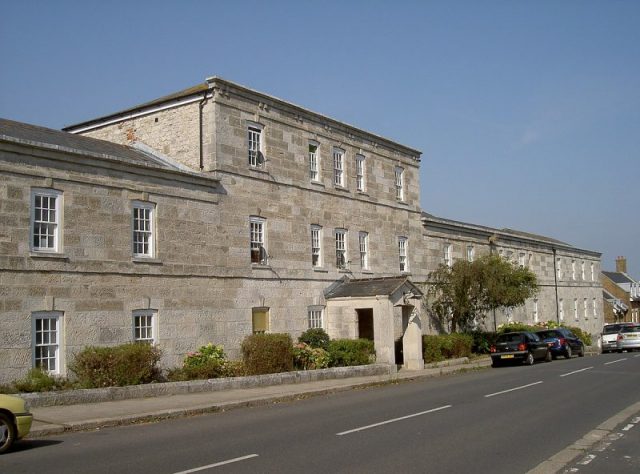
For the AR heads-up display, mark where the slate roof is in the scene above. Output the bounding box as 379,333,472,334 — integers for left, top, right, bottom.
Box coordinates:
602,271,634,285
325,277,423,299
62,83,209,132
1,118,185,172
422,212,571,247
62,77,421,157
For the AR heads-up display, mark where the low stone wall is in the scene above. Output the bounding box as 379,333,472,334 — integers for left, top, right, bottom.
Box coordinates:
22,364,394,408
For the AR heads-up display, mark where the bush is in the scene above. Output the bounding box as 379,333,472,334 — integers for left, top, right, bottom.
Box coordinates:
167,343,237,381
565,326,592,346
468,331,498,354
292,342,330,370
241,333,294,375
327,339,375,367
298,328,331,350
12,368,71,393
498,321,593,346
69,343,162,388
497,322,536,333
422,333,474,363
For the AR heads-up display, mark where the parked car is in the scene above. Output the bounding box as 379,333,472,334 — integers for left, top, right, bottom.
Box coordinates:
490,331,552,367
616,324,640,353
601,323,635,353
536,328,585,359
0,394,33,454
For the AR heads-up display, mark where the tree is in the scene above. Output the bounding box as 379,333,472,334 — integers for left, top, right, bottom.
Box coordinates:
426,254,538,332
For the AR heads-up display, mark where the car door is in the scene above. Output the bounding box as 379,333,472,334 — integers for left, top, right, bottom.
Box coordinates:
563,330,581,351
526,332,546,359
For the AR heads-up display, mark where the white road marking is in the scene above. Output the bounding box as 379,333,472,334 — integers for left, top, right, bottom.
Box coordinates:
634,354,640,358
173,454,259,473
578,454,596,465
336,405,452,436
560,367,593,377
622,424,635,431
604,358,628,365
484,381,543,398
632,417,640,423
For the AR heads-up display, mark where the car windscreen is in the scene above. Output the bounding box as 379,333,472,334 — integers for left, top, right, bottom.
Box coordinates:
603,325,621,334
620,326,640,333
497,334,524,343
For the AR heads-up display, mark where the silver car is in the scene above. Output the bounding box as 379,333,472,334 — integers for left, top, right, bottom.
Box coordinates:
616,324,640,352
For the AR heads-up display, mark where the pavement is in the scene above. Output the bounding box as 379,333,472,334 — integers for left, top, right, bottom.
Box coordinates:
27,357,492,437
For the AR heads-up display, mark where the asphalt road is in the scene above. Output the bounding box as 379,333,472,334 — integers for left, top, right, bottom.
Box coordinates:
2,352,640,473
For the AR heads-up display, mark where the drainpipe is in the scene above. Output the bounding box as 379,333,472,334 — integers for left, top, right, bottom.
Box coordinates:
489,234,497,331
198,91,208,170
552,248,560,323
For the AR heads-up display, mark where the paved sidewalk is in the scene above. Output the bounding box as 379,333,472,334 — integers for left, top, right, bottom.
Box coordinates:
28,357,491,437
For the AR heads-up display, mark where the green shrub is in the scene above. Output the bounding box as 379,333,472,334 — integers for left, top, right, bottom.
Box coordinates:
241,333,294,375
422,333,474,363
0,384,17,394
12,368,71,393
422,335,445,363
565,326,592,346
293,342,331,370
497,322,536,333
468,331,498,354
167,343,237,381
327,339,375,367
498,321,593,346
69,343,162,388
298,328,331,350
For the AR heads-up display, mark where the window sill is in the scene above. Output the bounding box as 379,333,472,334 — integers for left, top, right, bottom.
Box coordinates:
396,199,408,205
313,267,329,273
29,251,68,260
132,257,163,264
357,191,369,197
362,269,374,274
310,181,325,188
251,263,272,270
334,185,350,192
248,166,269,174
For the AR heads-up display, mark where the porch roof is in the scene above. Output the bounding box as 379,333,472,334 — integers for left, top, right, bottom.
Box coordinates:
324,276,423,299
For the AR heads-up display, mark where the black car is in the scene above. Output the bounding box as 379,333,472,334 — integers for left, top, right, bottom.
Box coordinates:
536,328,585,359
490,331,552,367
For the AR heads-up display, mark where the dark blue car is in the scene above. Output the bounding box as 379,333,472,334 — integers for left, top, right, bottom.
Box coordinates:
536,328,585,359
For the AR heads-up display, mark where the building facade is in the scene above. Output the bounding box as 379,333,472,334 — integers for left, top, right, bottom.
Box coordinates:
421,213,603,336
601,257,640,323
0,77,604,383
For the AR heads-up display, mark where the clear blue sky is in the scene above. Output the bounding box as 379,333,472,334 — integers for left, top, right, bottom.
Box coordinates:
2,0,638,277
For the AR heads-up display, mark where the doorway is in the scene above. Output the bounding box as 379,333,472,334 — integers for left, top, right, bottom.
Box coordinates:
357,308,374,341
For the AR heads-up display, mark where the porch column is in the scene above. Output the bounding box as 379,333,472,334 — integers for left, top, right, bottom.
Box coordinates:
402,306,424,370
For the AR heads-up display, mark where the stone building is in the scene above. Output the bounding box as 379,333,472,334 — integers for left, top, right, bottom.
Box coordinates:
0,77,604,383
601,257,640,323
1,78,426,383
421,213,603,335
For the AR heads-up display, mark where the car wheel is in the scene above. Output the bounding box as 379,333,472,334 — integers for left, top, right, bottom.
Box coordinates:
545,350,552,362
578,346,585,357
565,345,572,359
617,349,623,353
525,352,535,366
0,412,16,454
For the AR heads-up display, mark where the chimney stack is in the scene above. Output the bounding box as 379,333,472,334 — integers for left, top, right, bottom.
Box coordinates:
616,256,627,273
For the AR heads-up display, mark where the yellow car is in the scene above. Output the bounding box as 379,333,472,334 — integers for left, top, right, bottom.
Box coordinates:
0,394,33,454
